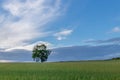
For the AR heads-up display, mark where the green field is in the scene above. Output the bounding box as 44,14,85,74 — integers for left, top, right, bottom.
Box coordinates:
0,60,120,80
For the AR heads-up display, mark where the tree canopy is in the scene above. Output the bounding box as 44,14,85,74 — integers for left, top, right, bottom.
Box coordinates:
32,44,51,62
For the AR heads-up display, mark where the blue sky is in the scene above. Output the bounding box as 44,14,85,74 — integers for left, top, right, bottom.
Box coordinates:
41,0,120,46
0,0,120,62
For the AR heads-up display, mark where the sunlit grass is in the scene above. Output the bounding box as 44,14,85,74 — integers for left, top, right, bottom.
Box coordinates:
0,60,120,80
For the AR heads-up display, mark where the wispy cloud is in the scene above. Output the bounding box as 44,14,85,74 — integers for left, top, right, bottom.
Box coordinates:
85,37,120,44
49,44,120,61
5,41,53,52
0,60,14,62
54,29,73,40
110,27,120,33
0,0,63,50
1,44,120,62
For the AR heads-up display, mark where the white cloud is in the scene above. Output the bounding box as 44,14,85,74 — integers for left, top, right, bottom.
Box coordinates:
54,29,73,40
111,27,120,33
0,0,63,50
0,60,14,62
0,15,5,23
5,41,53,52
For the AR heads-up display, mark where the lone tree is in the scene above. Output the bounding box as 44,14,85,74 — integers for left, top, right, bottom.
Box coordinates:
32,44,51,62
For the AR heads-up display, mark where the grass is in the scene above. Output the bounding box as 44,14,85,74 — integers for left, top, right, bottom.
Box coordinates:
0,60,120,80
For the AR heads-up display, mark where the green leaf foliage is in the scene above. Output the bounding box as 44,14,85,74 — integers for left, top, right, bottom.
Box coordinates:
32,44,51,62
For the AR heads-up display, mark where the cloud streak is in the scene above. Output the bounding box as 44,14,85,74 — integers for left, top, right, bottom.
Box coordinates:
5,41,53,52
1,44,120,62
49,44,120,61
54,29,73,40
85,37,120,44
0,0,63,50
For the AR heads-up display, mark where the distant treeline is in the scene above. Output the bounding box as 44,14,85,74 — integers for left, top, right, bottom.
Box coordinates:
111,57,120,60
